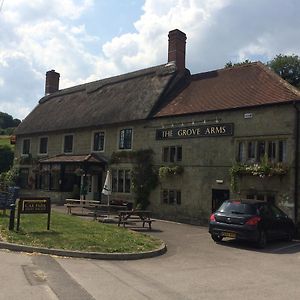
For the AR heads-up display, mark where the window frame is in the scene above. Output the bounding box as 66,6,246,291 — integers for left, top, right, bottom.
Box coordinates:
63,134,74,154
237,139,287,164
162,145,182,163
92,130,105,152
118,128,133,150
112,168,131,194
21,138,31,156
161,189,181,205
38,136,48,155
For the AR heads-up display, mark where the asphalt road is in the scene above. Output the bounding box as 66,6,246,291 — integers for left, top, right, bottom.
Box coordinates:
1,220,300,299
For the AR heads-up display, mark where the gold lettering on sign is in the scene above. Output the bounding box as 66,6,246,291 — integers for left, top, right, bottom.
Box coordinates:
205,126,227,135
162,130,173,138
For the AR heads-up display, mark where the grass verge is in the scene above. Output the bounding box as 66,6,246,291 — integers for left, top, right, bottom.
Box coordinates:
0,211,162,253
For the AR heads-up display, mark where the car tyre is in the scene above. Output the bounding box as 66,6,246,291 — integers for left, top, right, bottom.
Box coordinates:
257,230,267,248
285,228,294,242
211,234,223,243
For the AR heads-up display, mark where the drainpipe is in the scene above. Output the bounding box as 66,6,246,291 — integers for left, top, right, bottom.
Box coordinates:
293,102,299,223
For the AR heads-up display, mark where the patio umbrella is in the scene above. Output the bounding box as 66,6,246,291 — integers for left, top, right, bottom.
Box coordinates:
102,170,112,205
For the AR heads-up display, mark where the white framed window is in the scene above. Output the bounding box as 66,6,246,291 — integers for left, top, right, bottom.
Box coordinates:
119,128,133,150
92,131,105,152
22,138,31,155
38,136,48,155
237,139,287,163
112,169,131,193
63,134,74,154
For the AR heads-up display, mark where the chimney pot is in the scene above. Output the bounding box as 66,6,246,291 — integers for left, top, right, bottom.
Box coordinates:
168,29,187,71
45,70,60,95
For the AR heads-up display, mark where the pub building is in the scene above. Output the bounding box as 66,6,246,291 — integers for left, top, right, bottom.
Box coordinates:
14,29,300,224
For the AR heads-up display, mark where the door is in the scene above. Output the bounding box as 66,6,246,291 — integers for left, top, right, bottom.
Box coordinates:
85,173,103,201
212,189,230,212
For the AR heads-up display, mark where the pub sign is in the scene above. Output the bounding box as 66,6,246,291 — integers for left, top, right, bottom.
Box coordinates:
156,123,234,140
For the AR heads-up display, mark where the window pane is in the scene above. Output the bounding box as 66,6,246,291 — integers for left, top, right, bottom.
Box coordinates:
169,190,175,204
279,141,287,162
39,137,48,154
22,139,30,155
64,135,73,153
93,132,105,151
268,141,276,162
176,190,181,205
163,147,169,162
125,170,131,193
177,146,182,161
112,170,118,192
257,194,265,201
162,190,168,204
118,170,124,192
238,142,244,162
119,128,132,149
257,141,265,162
170,146,176,162
247,142,255,159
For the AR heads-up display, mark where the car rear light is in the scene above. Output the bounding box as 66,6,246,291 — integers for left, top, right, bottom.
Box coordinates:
210,214,216,221
246,216,261,225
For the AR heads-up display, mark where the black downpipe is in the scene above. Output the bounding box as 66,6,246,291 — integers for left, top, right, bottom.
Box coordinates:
293,103,299,223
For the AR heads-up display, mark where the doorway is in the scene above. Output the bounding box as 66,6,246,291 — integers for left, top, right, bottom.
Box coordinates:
212,189,230,212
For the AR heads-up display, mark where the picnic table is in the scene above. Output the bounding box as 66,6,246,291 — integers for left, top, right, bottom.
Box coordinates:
64,199,100,214
118,210,154,230
64,199,128,220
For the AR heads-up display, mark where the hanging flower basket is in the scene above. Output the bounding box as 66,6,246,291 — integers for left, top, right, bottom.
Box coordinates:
230,162,288,192
74,168,84,176
158,165,184,178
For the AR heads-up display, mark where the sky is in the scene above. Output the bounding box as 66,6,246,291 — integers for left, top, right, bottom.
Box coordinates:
1,0,300,120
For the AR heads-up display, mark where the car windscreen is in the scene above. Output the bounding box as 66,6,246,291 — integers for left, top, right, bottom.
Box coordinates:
217,201,257,215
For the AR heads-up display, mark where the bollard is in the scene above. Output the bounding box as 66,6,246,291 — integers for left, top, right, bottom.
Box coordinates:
9,204,16,231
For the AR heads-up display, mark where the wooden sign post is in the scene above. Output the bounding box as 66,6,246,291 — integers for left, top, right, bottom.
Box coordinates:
17,197,51,231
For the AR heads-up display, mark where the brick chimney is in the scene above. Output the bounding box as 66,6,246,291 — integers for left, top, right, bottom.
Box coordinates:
45,70,60,95
168,29,187,71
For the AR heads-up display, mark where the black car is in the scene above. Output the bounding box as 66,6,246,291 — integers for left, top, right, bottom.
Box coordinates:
209,199,295,248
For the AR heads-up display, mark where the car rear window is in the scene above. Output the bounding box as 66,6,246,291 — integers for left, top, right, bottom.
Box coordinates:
218,201,257,215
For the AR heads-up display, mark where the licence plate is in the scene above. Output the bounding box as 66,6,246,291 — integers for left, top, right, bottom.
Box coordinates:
222,232,236,238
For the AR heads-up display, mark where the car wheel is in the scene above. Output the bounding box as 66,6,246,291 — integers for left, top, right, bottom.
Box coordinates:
285,228,294,242
257,230,267,248
211,234,223,242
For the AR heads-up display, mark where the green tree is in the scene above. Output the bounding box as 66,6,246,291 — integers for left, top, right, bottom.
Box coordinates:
0,145,14,173
267,54,300,88
0,112,21,129
225,59,252,68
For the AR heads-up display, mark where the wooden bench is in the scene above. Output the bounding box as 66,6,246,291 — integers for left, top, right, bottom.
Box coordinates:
64,199,100,214
119,219,155,230
118,210,154,230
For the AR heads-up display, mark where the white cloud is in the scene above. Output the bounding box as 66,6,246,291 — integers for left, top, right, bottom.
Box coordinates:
1,0,300,120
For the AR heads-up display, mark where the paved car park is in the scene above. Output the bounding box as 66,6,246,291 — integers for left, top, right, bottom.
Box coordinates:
56,220,300,300
1,219,300,299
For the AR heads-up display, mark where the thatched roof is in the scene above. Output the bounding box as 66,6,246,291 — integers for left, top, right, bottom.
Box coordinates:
15,63,179,135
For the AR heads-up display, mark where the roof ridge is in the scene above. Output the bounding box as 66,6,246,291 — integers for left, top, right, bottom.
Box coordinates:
39,63,176,104
255,61,300,97
190,61,260,78
86,63,176,94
